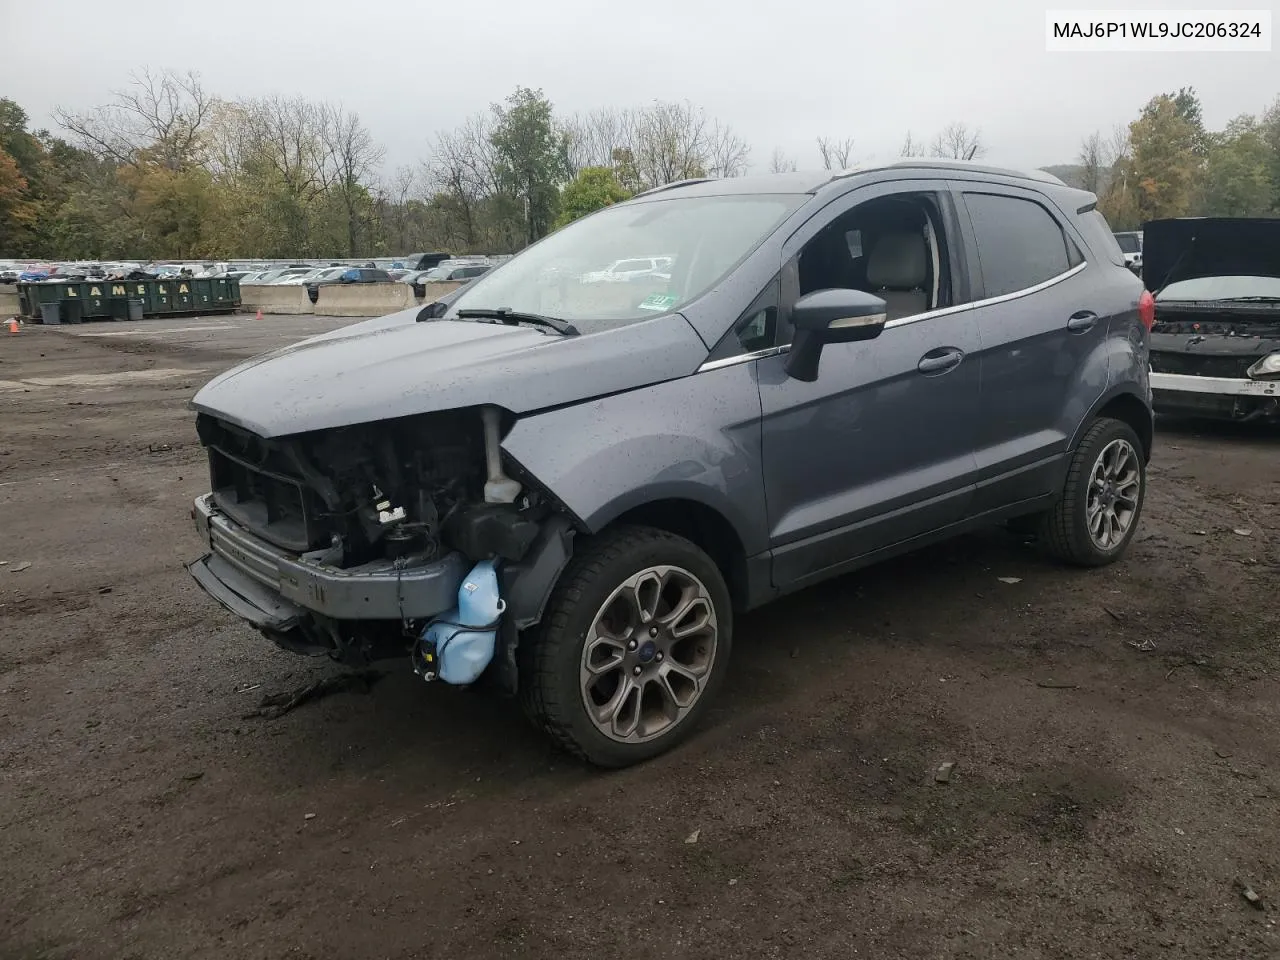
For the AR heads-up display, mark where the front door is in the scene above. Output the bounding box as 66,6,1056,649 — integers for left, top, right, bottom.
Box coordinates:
757,180,982,592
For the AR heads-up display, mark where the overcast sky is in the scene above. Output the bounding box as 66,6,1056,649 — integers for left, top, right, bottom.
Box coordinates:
1,0,1274,176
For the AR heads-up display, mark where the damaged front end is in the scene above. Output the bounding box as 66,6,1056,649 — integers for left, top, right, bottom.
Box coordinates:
187,405,574,692
1143,216,1280,423
1149,311,1280,422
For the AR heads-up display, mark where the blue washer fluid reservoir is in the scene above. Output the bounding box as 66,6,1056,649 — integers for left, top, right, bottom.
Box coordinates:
415,559,505,685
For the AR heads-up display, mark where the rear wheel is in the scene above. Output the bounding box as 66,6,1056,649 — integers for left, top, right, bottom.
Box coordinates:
1039,417,1146,566
519,526,732,768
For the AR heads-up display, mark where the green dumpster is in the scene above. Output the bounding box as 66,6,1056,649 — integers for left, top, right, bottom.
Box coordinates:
209,277,232,308
192,278,215,310
227,277,242,308
153,280,175,314
172,279,195,312
80,282,112,319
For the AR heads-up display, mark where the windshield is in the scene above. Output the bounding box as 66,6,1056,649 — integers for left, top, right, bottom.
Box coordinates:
448,193,806,330
1159,275,1280,301
1114,234,1141,253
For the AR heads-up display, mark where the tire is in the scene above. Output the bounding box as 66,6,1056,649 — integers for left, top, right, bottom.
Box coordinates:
519,525,733,768
1039,417,1146,567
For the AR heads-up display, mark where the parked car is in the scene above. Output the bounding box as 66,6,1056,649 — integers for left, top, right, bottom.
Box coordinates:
1145,217,1279,423
0,269,18,284
305,267,392,303
581,256,673,283
400,252,455,271
187,160,1153,767
1114,231,1142,274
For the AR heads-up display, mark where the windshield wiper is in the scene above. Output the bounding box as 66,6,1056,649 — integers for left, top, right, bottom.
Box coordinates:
1217,296,1280,303
455,307,579,336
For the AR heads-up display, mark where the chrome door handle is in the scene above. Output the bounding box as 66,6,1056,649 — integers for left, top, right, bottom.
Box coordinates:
1067,310,1098,332
918,348,964,375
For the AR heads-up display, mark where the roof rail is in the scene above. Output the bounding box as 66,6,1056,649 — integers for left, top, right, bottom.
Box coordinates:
632,177,715,198
835,159,1067,187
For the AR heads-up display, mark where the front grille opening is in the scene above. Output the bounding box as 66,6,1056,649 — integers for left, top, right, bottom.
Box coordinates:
1150,352,1256,379
199,415,332,553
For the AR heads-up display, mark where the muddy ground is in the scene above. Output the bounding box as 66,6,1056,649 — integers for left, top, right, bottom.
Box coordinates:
1,314,1278,960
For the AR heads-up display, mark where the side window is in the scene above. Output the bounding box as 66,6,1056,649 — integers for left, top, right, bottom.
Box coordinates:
963,193,1074,298
736,306,777,353
702,275,781,364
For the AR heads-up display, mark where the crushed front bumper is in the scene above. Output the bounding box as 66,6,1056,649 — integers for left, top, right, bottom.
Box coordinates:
188,493,468,629
1150,372,1280,421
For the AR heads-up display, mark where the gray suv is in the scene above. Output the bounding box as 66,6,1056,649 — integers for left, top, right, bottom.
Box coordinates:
187,160,1153,767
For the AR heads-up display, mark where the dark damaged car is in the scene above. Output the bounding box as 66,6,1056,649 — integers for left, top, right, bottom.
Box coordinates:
187,161,1153,767
1146,217,1280,423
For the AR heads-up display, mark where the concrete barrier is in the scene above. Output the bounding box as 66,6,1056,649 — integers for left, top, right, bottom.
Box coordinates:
239,283,314,315
0,290,20,319
316,282,417,317
417,280,463,303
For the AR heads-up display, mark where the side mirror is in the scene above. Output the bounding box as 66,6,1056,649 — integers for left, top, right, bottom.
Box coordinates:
784,288,887,382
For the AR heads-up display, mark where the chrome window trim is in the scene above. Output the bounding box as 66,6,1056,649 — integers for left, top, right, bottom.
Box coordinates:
883,260,1088,329
694,261,1088,373
698,345,789,372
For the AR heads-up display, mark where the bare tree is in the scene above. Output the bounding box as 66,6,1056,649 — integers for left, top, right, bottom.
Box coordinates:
427,112,501,250
564,107,639,175
382,165,419,252
704,120,750,178
1107,122,1131,167
929,122,985,160
239,96,329,203
900,131,921,157
1078,131,1106,194
769,147,797,173
56,68,216,171
816,136,855,170
317,103,385,256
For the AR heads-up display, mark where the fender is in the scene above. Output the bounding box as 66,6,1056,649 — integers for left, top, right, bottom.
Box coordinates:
501,363,770,558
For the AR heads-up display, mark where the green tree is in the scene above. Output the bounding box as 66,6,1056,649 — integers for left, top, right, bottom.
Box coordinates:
1261,95,1280,212
554,166,630,228
0,146,39,252
1201,115,1274,217
490,87,569,246
1127,94,1199,222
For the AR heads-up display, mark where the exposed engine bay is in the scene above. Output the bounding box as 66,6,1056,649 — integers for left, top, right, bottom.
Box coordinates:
197,408,543,567
193,406,566,681
1150,303,1280,422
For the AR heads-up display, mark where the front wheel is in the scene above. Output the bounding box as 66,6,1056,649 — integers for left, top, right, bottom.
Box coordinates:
519,526,732,768
1039,417,1147,566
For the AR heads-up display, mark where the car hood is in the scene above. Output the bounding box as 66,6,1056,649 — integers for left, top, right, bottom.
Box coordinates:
191,307,708,438
1143,217,1280,291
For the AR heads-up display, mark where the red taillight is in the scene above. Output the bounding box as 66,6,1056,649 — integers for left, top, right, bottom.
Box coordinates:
1138,290,1155,332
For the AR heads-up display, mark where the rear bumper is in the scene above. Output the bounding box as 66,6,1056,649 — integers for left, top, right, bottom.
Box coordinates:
188,493,467,626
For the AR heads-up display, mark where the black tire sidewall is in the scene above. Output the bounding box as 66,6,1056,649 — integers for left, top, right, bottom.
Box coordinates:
534,529,733,768
1068,419,1146,563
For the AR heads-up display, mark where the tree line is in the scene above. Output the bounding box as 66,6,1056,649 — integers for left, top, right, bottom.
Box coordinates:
0,72,1276,261
1070,87,1280,229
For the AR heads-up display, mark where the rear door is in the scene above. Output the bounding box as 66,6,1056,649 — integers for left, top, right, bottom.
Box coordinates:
952,183,1108,512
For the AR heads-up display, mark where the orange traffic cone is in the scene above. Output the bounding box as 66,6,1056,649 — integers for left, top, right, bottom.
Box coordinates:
6,318,18,334
255,309,263,321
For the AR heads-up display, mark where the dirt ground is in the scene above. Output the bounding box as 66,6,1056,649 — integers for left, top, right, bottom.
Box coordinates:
1,314,1278,960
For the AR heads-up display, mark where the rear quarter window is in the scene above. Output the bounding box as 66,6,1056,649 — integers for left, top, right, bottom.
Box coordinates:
1076,210,1128,267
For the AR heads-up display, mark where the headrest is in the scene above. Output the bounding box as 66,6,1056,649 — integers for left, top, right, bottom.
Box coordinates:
865,232,927,290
